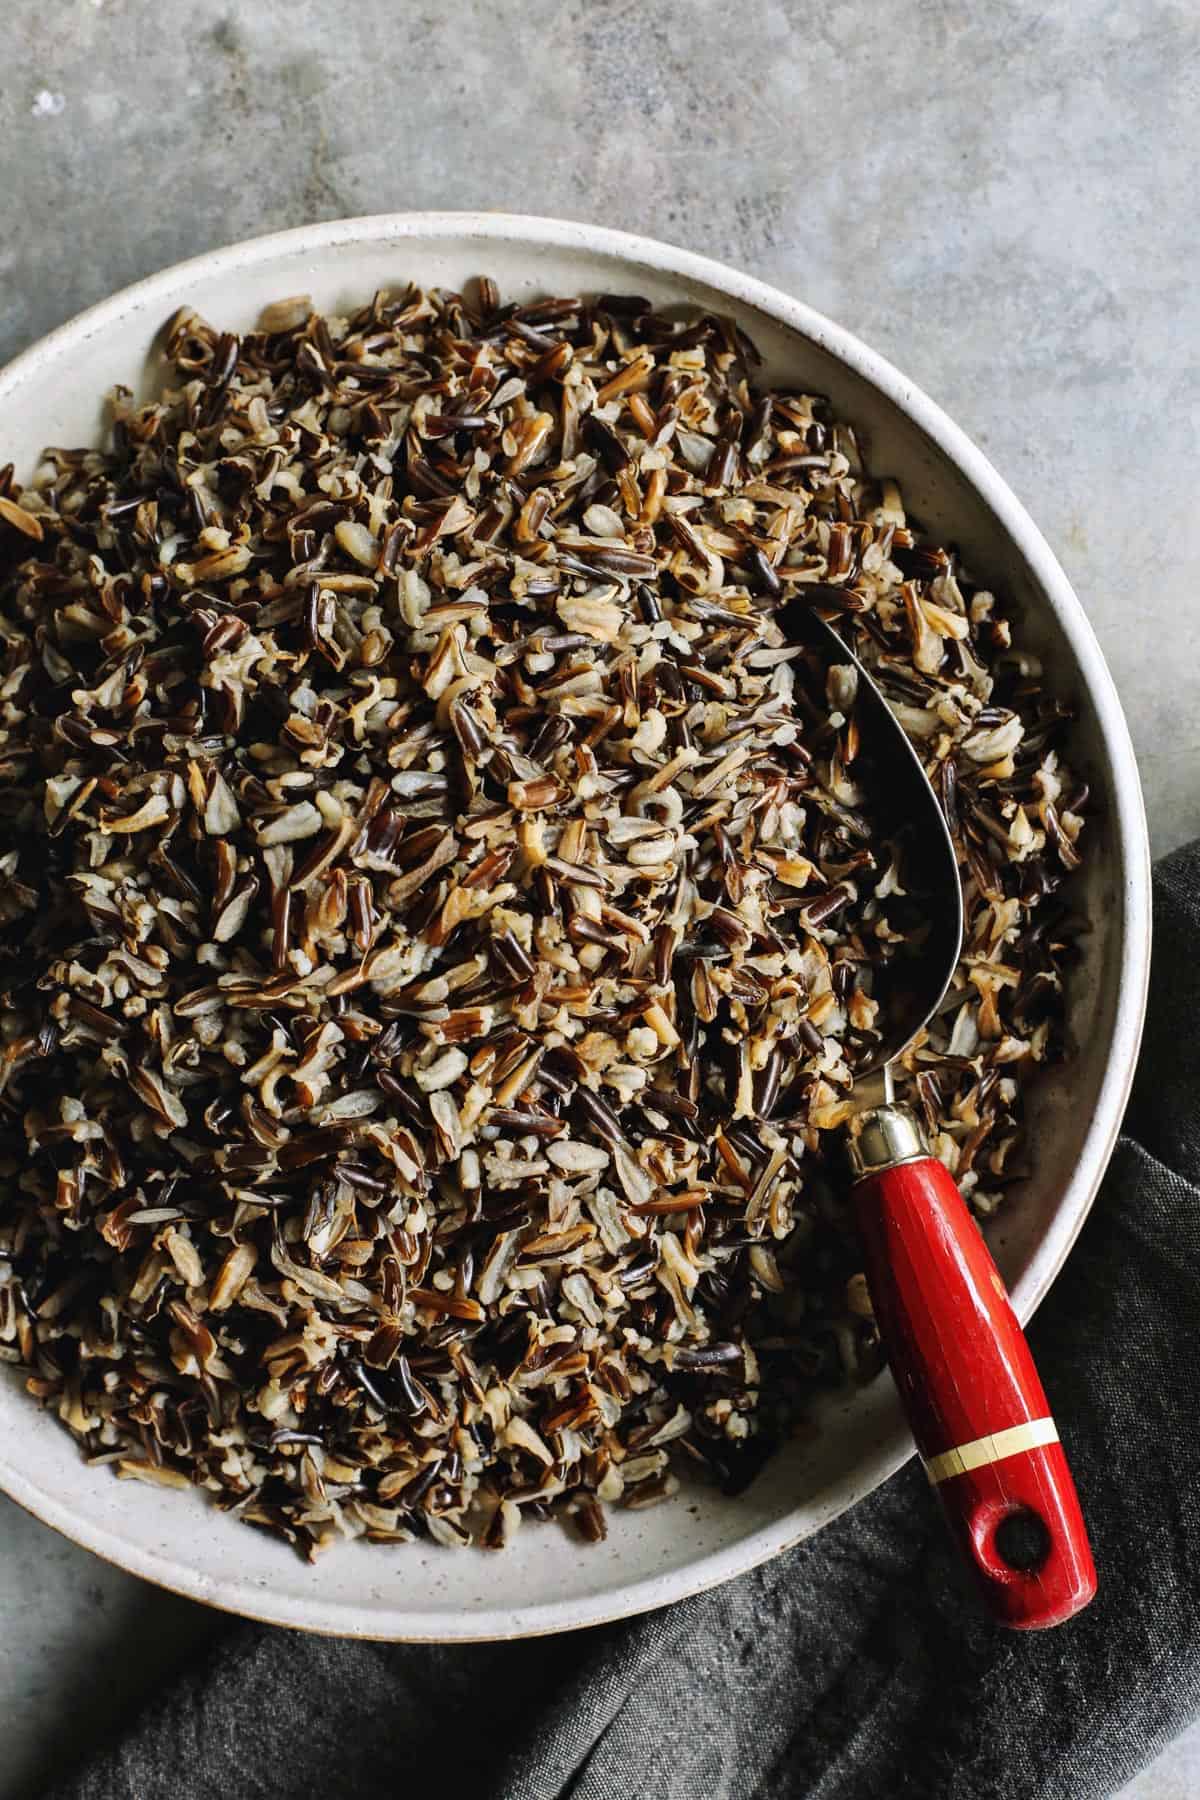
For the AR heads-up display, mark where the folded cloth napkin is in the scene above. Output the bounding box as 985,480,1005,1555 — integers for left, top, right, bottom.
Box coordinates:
50,845,1200,1800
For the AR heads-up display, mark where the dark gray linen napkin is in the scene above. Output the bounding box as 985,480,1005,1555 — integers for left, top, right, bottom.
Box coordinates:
50,844,1200,1800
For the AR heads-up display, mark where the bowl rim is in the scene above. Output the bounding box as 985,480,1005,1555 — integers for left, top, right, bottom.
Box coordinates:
0,211,1152,1640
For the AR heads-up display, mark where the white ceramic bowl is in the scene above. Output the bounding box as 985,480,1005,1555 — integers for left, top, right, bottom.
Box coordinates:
0,215,1150,1639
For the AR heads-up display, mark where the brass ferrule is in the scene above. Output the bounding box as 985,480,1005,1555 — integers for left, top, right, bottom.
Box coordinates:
846,1102,929,1182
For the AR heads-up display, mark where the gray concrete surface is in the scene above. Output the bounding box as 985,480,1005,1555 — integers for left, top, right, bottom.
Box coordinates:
1,0,1197,1793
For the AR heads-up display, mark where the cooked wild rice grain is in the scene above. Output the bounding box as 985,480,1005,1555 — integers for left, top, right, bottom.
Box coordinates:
0,283,1085,1557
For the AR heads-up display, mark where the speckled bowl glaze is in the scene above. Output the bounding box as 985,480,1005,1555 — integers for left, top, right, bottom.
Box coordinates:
0,215,1151,1640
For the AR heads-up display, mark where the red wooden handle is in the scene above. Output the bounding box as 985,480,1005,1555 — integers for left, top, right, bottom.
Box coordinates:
854,1155,1096,1629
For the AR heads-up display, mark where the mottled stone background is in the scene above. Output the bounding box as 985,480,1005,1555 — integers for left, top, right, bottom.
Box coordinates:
1,0,1197,1792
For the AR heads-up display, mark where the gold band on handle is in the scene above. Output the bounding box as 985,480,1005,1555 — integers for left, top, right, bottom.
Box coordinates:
846,1103,928,1181
923,1417,1060,1486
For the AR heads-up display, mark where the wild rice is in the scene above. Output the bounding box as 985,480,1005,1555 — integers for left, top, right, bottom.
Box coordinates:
0,281,1085,1556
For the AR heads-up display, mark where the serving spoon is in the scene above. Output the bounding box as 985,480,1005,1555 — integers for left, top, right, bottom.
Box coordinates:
789,603,1096,1630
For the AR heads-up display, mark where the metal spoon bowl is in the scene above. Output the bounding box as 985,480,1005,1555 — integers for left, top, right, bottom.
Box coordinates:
780,600,963,1074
